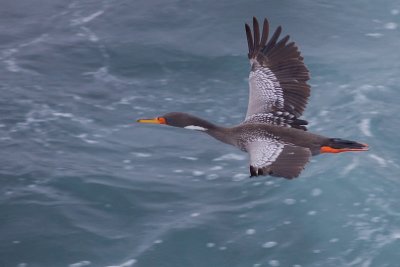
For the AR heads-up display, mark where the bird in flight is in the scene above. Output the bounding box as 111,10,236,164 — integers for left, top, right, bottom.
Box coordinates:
137,17,368,179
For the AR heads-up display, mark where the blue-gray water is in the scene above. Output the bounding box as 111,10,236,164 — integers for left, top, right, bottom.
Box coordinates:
1,0,400,266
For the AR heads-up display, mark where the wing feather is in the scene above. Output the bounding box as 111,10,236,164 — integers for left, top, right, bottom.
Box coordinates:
246,140,311,179
253,17,261,51
245,24,254,58
244,17,311,126
260,19,269,47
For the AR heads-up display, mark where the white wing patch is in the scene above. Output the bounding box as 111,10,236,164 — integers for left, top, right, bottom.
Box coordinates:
184,125,207,131
246,67,284,119
246,139,285,168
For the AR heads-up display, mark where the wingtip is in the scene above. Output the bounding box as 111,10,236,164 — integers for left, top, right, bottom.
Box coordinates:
252,17,258,26
252,17,260,51
245,23,254,59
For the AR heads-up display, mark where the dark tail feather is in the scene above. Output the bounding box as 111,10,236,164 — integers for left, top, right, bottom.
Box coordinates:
321,138,369,153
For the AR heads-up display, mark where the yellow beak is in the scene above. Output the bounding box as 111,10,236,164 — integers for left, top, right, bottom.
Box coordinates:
136,117,166,124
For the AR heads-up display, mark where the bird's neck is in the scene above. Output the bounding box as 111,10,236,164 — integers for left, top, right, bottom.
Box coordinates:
183,115,234,145
206,126,233,145
183,115,217,131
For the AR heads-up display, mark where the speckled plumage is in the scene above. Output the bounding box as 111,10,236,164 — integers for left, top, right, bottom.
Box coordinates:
243,111,308,130
247,67,284,117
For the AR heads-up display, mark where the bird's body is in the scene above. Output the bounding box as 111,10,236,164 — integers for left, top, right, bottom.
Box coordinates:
190,118,325,152
137,17,368,179
233,123,326,154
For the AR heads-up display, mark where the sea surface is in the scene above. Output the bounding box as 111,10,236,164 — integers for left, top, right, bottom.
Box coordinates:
1,0,400,266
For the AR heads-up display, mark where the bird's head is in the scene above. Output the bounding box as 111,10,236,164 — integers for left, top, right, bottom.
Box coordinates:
137,112,214,131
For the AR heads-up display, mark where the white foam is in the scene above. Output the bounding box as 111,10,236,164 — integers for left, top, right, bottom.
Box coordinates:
76,134,98,144
311,188,322,197
319,110,329,116
359,84,375,91
391,230,400,239
105,259,137,267
117,96,137,105
365,33,383,38
192,170,204,176
69,261,91,267
19,34,49,48
180,156,198,161
268,260,280,266
369,154,387,167
213,153,246,161
83,67,122,84
265,181,274,186
209,165,223,170
384,22,398,30
71,11,104,25
53,112,74,118
81,26,99,42
262,241,277,248
206,174,219,180
4,59,20,72
71,116,94,124
349,257,372,267
206,242,215,248
232,173,248,181
283,198,296,205
371,216,380,223
341,158,359,176
359,118,372,137
190,212,200,217
132,152,151,158
308,210,317,216
246,229,256,235
1,48,18,58
391,9,399,15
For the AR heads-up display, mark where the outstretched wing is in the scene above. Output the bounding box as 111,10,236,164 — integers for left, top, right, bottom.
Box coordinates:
244,17,310,123
246,140,311,179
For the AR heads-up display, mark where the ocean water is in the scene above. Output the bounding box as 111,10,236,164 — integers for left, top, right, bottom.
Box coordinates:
1,0,400,266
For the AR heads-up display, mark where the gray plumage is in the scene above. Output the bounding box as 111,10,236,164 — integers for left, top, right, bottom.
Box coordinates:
160,112,328,179
138,17,368,179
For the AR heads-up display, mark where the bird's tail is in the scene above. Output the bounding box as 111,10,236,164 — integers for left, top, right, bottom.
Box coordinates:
320,138,369,153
